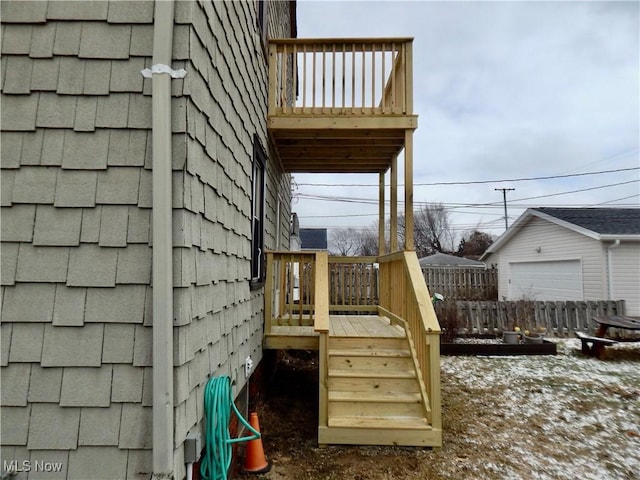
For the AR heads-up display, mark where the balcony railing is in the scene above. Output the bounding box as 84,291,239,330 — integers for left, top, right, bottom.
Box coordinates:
268,38,413,116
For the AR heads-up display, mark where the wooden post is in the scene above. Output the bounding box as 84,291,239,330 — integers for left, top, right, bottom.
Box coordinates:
404,130,414,251
378,171,385,256
315,252,329,434
268,43,278,115
390,154,398,252
404,41,413,114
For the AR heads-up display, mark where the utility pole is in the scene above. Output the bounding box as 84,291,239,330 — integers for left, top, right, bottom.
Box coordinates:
495,188,515,229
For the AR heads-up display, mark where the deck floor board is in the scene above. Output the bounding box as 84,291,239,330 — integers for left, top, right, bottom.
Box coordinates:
265,315,405,350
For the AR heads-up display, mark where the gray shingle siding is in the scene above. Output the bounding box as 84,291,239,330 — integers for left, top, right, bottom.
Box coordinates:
1,1,294,477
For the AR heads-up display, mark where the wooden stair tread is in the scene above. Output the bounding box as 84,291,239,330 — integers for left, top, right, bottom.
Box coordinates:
329,391,421,403
328,415,431,430
328,348,410,358
328,369,416,379
329,334,405,340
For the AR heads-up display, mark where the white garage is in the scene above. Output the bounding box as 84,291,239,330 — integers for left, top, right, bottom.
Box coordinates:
481,207,640,315
508,260,583,301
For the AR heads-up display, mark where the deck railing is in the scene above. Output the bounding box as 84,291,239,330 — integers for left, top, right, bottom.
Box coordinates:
268,38,413,116
378,251,441,431
265,253,380,329
328,256,378,313
265,251,318,330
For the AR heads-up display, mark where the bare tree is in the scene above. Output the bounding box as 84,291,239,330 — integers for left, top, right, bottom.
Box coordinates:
329,204,456,258
329,227,360,256
398,203,456,257
357,225,379,256
329,225,381,256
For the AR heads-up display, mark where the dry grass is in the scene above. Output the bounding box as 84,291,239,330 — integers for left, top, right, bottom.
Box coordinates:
248,340,640,480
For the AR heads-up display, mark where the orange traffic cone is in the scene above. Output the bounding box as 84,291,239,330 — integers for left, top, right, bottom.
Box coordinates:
242,413,271,474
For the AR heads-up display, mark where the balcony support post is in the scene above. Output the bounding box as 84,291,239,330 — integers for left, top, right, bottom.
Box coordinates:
378,171,386,255
404,130,414,251
390,154,398,252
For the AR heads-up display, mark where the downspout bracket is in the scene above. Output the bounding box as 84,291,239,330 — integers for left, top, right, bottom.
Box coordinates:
141,64,188,79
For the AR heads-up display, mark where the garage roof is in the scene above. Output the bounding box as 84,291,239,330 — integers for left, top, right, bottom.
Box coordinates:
481,207,640,260
535,207,640,235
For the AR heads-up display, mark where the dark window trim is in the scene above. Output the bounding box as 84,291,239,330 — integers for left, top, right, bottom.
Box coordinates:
256,0,269,58
250,136,266,288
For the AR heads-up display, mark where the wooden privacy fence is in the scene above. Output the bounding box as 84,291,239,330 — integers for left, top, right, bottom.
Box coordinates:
422,266,498,301
436,300,627,337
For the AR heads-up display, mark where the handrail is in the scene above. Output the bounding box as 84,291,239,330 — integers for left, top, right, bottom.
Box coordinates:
378,251,442,436
268,38,413,116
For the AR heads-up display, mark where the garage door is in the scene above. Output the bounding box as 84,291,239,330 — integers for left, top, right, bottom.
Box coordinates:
508,260,583,301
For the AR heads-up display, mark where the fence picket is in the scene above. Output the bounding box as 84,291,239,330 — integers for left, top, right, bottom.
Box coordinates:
422,266,498,301
435,300,625,337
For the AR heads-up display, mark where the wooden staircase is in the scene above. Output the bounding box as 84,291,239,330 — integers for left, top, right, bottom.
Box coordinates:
265,251,442,448
319,333,434,446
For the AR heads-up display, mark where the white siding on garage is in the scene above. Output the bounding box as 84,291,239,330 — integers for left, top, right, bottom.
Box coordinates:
610,242,640,315
494,216,604,301
509,260,583,300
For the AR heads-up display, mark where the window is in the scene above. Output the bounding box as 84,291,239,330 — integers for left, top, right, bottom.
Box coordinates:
251,136,266,284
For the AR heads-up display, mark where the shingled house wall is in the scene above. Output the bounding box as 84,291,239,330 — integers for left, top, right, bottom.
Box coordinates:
0,1,293,479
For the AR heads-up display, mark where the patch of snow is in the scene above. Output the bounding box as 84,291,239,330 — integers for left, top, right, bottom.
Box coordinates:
441,337,640,479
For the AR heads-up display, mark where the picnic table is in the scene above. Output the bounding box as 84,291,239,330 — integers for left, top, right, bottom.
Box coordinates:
575,315,640,359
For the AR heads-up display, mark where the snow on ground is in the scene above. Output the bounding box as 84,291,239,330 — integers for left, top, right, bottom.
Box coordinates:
440,338,640,480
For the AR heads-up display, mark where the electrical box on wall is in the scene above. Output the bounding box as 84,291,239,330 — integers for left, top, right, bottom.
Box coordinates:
184,432,201,463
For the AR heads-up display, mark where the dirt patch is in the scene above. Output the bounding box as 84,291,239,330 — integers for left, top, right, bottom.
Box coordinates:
243,341,640,480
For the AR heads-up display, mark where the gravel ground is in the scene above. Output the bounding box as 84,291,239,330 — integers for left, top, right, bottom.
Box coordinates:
248,339,640,480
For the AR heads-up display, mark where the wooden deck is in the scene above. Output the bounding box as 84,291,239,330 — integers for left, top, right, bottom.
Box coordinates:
264,315,403,350
263,251,442,448
265,313,439,447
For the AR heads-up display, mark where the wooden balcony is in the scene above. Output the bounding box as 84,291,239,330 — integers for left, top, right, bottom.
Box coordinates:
264,251,442,448
268,38,416,174
267,37,418,251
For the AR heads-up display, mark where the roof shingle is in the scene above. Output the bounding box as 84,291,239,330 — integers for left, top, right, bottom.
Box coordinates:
536,207,640,235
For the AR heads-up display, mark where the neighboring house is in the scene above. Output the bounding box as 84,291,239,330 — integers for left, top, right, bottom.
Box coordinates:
289,212,301,250
480,207,640,315
299,228,328,250
1,2,295,480
419,252,485,268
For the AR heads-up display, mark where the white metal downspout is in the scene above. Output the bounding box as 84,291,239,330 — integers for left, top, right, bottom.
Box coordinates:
148,1,176,477
607,240,621,300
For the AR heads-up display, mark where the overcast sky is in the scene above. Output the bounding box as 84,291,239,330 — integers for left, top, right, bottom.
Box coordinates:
291,0,639,245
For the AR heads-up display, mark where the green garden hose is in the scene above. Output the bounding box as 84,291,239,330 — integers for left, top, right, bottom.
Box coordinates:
200,376,261,480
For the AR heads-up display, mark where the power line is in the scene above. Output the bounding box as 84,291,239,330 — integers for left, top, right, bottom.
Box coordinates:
294,166,639,187
595,193,640,205
295,179,639,207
